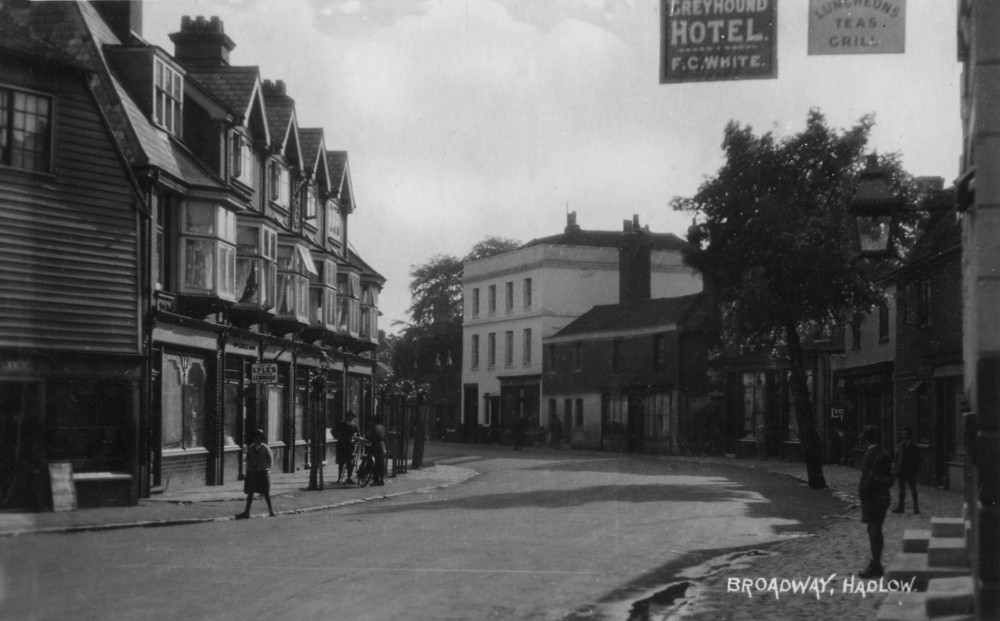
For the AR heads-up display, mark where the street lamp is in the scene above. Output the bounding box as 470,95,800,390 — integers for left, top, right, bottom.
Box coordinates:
849,154,905,258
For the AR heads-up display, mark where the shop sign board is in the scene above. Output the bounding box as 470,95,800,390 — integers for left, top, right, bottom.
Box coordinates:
808,0,906,55
251,363,278,384
660,0,778,84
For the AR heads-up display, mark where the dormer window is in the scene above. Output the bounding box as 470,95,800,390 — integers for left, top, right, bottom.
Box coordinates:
179,202,237,300
268,161,290,208
305,184,318,222
231,132,256,189
326,201,342,248
153,57,183,136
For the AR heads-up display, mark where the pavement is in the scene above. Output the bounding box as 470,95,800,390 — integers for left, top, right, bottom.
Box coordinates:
0,443,967,621
0,452,478,538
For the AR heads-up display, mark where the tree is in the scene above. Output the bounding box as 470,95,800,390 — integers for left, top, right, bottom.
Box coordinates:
672,109,918,488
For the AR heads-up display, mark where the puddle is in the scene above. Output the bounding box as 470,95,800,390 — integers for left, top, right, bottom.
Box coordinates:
626,581,692,621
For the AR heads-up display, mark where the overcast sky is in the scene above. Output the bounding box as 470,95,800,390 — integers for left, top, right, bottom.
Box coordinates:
142,0,963,332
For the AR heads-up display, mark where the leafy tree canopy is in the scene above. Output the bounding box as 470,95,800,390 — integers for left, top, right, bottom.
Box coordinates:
672,108,918,350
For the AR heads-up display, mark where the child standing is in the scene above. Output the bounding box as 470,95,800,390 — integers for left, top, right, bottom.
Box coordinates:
236,429,276,519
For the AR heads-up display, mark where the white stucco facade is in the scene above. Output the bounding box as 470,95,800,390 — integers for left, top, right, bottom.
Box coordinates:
460,230,702,429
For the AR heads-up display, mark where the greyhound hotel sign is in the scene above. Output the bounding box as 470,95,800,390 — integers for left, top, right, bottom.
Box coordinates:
660,0,777,84
808,0,906,55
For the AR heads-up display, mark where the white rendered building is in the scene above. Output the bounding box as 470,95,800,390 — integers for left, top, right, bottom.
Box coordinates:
459,213,702,439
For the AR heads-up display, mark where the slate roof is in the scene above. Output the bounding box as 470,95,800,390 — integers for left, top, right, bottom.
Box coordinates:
551,293,711,339
347,245,386,284
299,128,325,174
262,90,294,149
523,229,689,251
328,150,348,192
187,67,260,118
0,14,85,71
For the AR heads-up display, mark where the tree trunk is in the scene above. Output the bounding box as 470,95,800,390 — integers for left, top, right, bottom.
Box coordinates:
785,322,827,489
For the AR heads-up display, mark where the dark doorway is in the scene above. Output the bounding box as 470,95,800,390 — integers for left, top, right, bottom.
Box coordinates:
463,384,478,442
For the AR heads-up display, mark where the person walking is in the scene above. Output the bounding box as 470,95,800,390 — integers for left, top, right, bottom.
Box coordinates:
892,426,922,514
333,411,360,484
236,429,275,519
369,418,387,486
857,425,894,578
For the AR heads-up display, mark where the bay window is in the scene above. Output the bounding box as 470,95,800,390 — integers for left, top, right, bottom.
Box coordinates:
179,202,237,300
310,258,338,329
235,223,278,308
337,270,361,335
360,287,377,339
275,243,315,323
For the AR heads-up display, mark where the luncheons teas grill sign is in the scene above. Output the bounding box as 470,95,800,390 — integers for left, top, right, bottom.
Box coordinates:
808,0,906,55
660,0,777,84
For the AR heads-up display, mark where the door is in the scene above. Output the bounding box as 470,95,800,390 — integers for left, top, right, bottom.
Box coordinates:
463,384,478,442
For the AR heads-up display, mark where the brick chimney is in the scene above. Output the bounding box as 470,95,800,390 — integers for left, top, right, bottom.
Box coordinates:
93,1,143,43
262,80,287,96
564,211,581,234
619,214,651,305
169,16,236,67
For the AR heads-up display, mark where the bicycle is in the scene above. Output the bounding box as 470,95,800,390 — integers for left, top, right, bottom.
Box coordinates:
350,434,375,488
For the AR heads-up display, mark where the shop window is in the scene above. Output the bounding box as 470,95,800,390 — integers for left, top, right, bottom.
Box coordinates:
161,354,207,450
266,383,285,445
0,85,52,172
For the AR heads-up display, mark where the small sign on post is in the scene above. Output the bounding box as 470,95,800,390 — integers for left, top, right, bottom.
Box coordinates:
48,462,77,512
251,363,278,384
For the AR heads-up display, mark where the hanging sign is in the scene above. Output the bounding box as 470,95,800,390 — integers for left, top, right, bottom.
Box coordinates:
251,363,278,384
660,0,778,84
808,0,906,55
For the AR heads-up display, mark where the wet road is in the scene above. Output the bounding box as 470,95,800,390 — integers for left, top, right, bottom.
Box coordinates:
0,447,843,621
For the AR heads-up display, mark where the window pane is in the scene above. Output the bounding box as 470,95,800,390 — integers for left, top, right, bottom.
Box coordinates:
184,205,215,235
161,355,184,449
294,389,306,441
261,261,276,309
223,383,240,446
219,244,236,297
183,238,214,290
236,257,257,304
267,384,284,444
238,225,260,255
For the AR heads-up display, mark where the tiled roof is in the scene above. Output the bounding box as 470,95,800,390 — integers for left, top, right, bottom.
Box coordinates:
347,245,386,284
262,90,294,149
523,229,689,251
327,150,348,193
0,14,84,70
187,67,259,118
299,128,325,173
551,293,709,339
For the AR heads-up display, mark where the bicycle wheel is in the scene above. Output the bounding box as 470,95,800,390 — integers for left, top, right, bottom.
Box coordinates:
355,455,373,487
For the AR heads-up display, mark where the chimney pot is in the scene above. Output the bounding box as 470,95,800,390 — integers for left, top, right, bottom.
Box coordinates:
633,214,640,229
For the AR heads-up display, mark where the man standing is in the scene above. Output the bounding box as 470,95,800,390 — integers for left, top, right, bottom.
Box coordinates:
892,426,922,514
333,412,360,485
858,425,894,578
369,417,387,486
